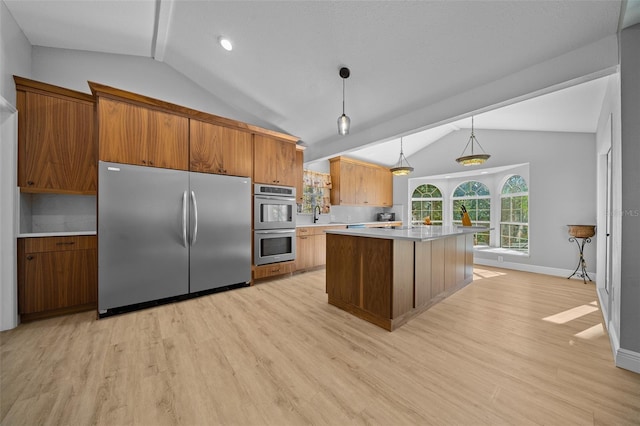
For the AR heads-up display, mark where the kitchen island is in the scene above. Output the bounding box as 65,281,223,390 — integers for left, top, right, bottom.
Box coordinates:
325,226,485,331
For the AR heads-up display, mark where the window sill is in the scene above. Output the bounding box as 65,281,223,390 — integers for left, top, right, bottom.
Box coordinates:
474,246,529,257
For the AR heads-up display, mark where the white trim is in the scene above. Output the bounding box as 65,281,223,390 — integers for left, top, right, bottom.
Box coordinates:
616,349,640,374
597,286,610,330
0,95,19,331
474,258,594,280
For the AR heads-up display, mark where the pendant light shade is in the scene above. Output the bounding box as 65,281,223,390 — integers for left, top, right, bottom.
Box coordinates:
338,67,351,135
390,137,414,176
456,116,490,166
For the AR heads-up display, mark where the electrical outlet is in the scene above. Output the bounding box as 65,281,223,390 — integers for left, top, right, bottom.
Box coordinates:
498,256,504,263
347,215,352,222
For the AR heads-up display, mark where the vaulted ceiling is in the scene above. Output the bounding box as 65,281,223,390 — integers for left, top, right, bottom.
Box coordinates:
5,0,637,165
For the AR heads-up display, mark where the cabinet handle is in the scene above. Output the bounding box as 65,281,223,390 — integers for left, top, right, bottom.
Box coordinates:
141,160,147,164
26,255,34,260
55,242,75,245
271,268,281,273
149,161,154,166
300,236,308,239
27,181,34,186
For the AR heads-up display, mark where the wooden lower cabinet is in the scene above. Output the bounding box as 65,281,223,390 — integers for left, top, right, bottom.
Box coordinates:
295,226,344,272
18,236,97,321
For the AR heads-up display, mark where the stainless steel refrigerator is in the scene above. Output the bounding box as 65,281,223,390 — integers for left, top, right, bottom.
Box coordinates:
98,161,251,313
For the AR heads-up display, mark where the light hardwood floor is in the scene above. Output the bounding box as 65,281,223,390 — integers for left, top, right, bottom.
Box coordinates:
1,266,639,425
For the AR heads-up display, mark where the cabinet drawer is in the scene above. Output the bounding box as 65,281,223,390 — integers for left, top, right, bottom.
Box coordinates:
254,261,294,279
297,227,313,236
24,236,97,253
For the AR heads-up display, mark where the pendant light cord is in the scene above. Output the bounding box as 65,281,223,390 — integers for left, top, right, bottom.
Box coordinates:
342,78,346,115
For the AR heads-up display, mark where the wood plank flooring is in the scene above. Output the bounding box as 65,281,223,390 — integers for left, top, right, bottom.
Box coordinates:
1,266,639,425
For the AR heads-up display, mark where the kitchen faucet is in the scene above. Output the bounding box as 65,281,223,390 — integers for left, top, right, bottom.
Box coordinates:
313,205,321,223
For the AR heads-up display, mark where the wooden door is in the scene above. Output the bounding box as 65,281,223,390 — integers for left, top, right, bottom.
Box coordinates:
190,120,252,176
295,236,314,270
275,139,296,186
21,92,96,192
340,161,357,204
98,98,147,166
254,135,296,185
314,233,327,267
21,248,97,314
147,109,188,170
377,167,393,207
360,237,391,318
220,128,252,177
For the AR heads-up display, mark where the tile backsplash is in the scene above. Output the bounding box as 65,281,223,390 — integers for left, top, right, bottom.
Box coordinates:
296,204,403,225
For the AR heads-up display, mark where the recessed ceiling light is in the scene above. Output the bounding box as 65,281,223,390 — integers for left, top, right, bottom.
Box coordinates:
219,37,233,51
481,171,488,174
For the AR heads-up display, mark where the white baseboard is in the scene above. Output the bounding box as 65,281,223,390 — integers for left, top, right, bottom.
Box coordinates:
474,258,595,281
616,348,640,374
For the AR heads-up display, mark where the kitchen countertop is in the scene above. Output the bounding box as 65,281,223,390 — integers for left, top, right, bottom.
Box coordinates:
297,221,400,228
18,231,97,238
324,225,489,242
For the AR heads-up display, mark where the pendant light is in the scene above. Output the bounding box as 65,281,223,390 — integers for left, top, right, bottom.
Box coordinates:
456,116,490,166
337,67,351,135
390,137,414,176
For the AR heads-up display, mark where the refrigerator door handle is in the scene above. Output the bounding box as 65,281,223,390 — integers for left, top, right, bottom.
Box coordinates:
191,190,198,246
182,190,188,247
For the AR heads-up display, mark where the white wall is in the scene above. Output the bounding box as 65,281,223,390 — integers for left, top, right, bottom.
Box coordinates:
30,46,277,132
0,0,31,103
397,129,597,275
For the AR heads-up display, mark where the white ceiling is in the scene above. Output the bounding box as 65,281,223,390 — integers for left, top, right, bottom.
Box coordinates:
5,0,636,166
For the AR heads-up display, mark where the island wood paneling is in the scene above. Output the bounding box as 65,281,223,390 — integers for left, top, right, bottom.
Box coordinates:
392,240,414,318
430,238,445,300
414,240,432,308
327,233,474,331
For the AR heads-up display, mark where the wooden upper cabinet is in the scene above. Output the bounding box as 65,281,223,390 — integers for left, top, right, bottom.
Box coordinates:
147,109,189,170
15,77,96,194
98,98,188,170
89,81,298,174
330,157,392,207
190,120,252,177
254,135,296,186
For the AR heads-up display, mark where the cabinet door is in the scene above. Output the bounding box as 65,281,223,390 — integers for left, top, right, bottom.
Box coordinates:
98,98,147,166
147,109,188,170
377,167,393,207
295,236,314,270
21,92,96,192
190,120,253,177
221,129,252,177
254,135,296,185
360,238,391,318
21,249,97,314
340,161,357,205
275,140,296,186
313,233,327,267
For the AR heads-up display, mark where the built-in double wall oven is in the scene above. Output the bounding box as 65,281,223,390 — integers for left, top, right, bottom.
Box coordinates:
254,184,296,265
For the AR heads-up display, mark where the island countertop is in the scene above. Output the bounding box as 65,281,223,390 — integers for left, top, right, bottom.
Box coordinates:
324,225,489,242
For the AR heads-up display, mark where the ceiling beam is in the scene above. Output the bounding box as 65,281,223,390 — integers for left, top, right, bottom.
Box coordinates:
152,0,174,61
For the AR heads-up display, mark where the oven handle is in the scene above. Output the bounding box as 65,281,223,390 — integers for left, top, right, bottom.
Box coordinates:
255,229,296,234
254,195,296,202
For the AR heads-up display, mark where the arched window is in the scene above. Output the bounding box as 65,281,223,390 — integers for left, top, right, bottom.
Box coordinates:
411,184,443,226
452,181,491,245
500,175,529,253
